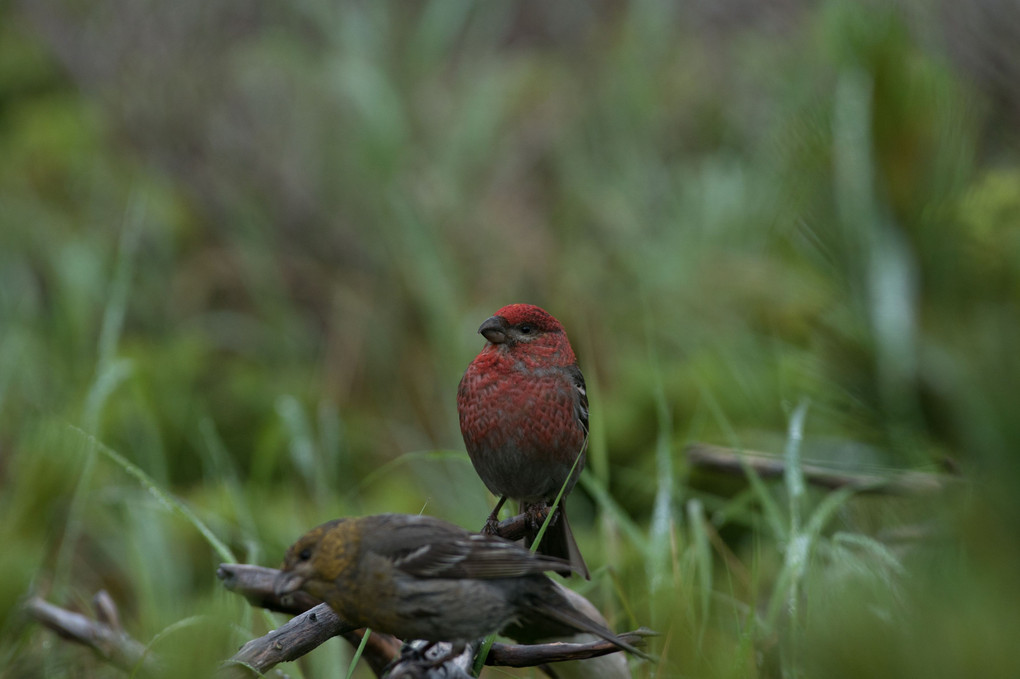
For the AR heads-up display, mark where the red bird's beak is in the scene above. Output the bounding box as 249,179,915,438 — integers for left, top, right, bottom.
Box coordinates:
478,316,507,344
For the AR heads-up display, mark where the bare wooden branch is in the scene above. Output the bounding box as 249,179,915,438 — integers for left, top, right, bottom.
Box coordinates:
217,561,650,677
28,526,651,679
24,595,152,672
217,564,401,677
220,603,357,677
92,590,122,631
489,630,654,666
217,563,320,614
492,509,547,541
685,442,953,495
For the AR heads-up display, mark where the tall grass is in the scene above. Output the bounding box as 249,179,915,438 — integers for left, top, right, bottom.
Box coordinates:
2,1,1019,677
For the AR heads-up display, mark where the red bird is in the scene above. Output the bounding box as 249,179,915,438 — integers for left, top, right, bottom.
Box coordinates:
457,303,590,579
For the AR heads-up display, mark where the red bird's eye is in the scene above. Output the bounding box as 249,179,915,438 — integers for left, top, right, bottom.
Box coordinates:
519,325,532,334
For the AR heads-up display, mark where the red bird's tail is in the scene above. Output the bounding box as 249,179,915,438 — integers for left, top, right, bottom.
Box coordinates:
524,503,590,580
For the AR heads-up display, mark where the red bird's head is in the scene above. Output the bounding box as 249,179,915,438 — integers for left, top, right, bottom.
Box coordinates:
475,304,576,364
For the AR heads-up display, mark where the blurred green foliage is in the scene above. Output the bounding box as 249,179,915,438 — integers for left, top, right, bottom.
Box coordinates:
1,1,1019,677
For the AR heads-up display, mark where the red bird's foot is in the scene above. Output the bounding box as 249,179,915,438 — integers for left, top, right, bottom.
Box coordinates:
524,503,556,533
481,496,508,535
481,515,500,536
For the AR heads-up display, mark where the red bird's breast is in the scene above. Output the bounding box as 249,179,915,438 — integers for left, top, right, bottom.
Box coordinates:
457,346,586,504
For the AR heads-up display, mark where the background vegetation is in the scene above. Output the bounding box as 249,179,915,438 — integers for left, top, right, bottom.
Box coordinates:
2,0,1018,677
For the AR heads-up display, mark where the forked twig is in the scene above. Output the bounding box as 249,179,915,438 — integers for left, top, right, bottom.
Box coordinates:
23,593,153,672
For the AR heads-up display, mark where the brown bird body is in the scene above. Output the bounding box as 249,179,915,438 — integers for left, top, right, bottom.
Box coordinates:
274,514,646,657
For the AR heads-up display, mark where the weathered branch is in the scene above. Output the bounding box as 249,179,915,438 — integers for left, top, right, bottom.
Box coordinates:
217,564,401,677
491,510,544,541
489,630,655,666
382,632,654,678
23,593,153,672
217,559,649,676
25,587,650,678
686,442,953,495
28,513,649,679
220,603,356,677
24,589,399,679
217,563,321,614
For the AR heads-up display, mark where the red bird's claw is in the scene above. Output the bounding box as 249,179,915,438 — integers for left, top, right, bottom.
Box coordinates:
525,504,555,532
481,518,500,536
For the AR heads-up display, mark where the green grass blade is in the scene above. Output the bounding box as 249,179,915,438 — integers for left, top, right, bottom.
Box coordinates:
783,400,809,535
67,424,237,564
579,472,648,551
345,629,372,679
699,383,788,540
472,633,497,676
531,438,586,552
687,498,713,642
